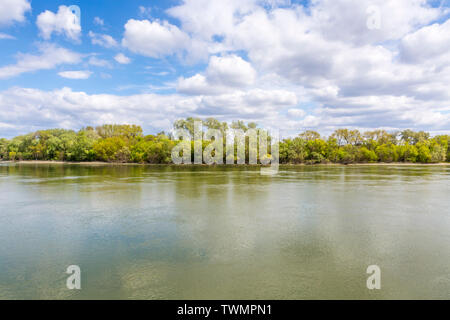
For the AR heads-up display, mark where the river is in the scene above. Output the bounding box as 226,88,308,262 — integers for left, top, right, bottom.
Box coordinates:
0,163,449,299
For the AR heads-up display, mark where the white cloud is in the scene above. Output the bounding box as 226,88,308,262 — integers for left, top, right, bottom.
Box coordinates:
287,108,306,118
307,0,442,45
177,55,257,94
36,5,81,41
207,55,256,87
167,0,256,41
0,86,300,138
122,19,190,58
0,0,30,25
0,33,15,40
88,56,112,68
177,74,212,95
88,31,118,48
3,0,450,135
58,70,92,80
0,44,82,79
1,83,449,139
400,19,450,64
114,53,131,64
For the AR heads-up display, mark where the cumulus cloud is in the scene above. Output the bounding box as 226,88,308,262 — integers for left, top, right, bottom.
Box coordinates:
58,70,92,79
0,44,82,79
206,55,256,87
122,19,190,58
36,5,81,41
3,0,450,136
178,55,257,94
1,82,449,139
0,86,299,138
167,0,449,133
88,31,118,48
167,0,256,41
177,74,212,95
400,19,450,64
307,0,442,45
114,53,131,64
0,0,30,25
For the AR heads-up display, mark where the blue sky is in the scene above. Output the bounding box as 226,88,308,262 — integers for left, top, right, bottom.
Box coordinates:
0,0,449,138
0,0,191,95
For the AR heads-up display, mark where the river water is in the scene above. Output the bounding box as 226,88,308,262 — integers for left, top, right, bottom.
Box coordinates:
0,163,449,299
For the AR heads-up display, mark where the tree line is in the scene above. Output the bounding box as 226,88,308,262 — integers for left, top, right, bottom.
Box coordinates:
0,119,449,164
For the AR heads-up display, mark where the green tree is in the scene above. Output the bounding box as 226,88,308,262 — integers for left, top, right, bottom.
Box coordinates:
398,144,418,163
416,143,431,163
376,144,398,162
93,137,128,162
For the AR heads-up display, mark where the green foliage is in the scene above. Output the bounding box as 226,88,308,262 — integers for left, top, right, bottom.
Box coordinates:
398,144,418,163
358,147,378,163
0,122,448,165
375,144,398,163
130,134,174,164
416,144,431,163
95,124,143,140
306,139,328,163
93,136,129,162
0,138,8,160
280,138,308,163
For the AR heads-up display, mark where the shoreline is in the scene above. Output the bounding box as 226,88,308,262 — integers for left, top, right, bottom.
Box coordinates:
1,160,449,166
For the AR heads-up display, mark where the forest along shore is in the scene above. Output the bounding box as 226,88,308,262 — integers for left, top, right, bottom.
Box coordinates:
1,119,449,165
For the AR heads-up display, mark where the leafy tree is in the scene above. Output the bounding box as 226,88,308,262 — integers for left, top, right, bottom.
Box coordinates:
416,143,431,163
93,137,128,162
429,140,446,163
332,129,363,146
376,144,398,162
401,130,430,145
0,138,8,160
306,139,328,162
96,124,143,140
299,130,321,142
358,147,378,163
398,145,418,163
364,130,396,147
230,120,248,132
173,118,202,136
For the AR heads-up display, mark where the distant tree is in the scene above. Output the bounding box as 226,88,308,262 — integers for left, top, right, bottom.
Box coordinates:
230,120,248,132
332,129,362,146
299,130,321,142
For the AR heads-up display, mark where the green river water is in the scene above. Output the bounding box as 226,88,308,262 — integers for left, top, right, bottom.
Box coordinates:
0,163,449,299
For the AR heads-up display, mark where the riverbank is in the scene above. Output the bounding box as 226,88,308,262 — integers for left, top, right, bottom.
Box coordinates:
2,160,449,166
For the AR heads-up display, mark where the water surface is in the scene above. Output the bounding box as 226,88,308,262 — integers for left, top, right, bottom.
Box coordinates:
0,163,449,299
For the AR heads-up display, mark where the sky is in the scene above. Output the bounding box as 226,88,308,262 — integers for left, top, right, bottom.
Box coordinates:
0,0,449,138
